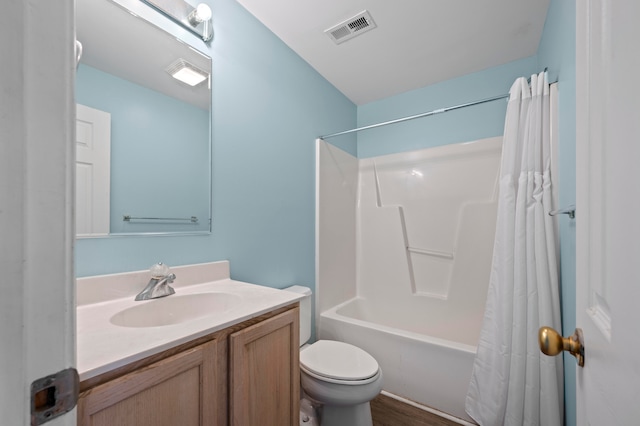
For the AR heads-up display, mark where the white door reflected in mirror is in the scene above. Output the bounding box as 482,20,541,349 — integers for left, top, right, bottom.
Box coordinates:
76,104,111,237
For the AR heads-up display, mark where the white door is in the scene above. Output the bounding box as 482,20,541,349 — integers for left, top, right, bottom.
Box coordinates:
76,104,111,237
1,0,76,425
576,0,640,423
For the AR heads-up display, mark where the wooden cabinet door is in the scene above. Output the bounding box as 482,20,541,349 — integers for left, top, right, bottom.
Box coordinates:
229,308,300,426
78,340,218,426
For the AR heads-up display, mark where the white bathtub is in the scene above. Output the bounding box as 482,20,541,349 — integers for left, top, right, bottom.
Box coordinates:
316,138,502,424
319,297,477,423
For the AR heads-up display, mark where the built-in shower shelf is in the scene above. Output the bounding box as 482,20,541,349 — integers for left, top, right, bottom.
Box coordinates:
407,246,454,260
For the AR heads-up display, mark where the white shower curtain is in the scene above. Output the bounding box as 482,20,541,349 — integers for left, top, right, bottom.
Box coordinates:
465,72,564,426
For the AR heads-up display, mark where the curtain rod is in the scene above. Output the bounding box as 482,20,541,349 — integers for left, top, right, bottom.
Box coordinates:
319,72,557,140
319,94,509,140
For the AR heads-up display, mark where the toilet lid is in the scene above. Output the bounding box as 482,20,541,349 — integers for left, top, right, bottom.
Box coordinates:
300,340,379,381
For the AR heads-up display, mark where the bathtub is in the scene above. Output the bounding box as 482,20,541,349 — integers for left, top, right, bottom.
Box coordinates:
316,137,502,424
319,297,477,423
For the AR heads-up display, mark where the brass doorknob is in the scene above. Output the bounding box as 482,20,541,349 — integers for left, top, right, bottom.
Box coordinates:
538,326,585,367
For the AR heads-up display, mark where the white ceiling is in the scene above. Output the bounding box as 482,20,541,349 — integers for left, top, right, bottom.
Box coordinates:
235,0,551,105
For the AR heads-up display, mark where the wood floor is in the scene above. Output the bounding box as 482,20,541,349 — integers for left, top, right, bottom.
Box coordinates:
371,394,467,426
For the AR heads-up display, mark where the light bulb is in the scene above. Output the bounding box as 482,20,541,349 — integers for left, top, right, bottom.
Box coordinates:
195,4,212,21
188,3,212,26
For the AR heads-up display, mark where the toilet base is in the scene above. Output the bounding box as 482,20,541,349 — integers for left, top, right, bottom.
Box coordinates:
300,397,320,426
320,402,373,426
300,365,382,426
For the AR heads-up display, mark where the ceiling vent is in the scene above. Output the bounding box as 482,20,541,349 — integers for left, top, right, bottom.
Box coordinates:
325,11,377,45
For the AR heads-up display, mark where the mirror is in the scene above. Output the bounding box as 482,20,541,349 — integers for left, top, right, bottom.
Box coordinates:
75,0,212,236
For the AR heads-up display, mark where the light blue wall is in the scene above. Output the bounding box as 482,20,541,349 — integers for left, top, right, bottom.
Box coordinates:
76,0,357,306
76,64,210,233
538,1,577,425
356,56,539,158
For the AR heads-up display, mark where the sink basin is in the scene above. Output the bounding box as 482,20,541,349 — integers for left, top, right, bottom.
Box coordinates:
110,292,242,328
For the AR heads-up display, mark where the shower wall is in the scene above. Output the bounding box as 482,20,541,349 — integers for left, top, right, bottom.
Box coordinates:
356,137,501,340
317,137,501,332
315,140,359,314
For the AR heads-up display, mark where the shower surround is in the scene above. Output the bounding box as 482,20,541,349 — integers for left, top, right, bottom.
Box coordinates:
316,137,501,422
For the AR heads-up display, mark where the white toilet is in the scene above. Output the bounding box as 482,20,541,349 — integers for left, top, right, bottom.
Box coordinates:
284,286,383,426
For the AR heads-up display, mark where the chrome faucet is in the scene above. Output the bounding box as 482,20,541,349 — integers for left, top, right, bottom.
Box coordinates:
135,263,176,301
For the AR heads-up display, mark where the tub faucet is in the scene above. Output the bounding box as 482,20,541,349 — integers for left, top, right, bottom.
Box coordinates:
135,263,176,301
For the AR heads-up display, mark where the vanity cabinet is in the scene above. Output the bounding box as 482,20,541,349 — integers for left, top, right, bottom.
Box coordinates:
77,304,299,426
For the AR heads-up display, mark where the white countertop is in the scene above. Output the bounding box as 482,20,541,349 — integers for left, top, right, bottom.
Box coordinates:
77,262,303,381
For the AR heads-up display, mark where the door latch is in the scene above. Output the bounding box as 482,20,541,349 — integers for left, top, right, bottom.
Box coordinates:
31,368,79,425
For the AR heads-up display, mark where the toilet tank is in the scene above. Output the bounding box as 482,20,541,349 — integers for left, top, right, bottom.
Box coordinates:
282,285,312,346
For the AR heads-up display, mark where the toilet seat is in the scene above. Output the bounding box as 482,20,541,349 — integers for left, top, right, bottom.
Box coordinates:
301,364,381,385
300,340,379,385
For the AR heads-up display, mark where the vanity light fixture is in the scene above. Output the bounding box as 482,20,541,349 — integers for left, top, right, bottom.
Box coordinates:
166,59,209,86
140,0,213,42
186,3,212,41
